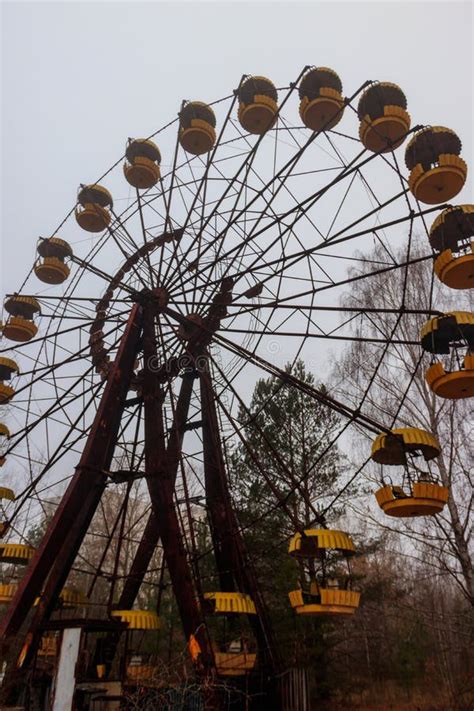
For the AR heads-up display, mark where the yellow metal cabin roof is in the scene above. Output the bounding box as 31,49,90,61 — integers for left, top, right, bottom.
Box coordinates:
179,101,216,128
429,205,474,249
299,66,343,97
77,183,113,208
357,81,407,120
288,529,356,556
203,592,257,615
420,311,474,339
371,427,441,465
238,76,278,104
126,138,162,164
110,609,161,630
405,126,463,171
405,125,461,154
37,236,73,259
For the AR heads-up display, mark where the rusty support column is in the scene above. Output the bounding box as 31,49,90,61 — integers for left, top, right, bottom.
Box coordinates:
0,305,143,658
200,367,237,594
199,355,280,676
141,305,214,673
117,366,196,609
94,366,199,677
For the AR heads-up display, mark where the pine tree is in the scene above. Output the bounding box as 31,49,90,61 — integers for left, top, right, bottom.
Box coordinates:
230,359,349,696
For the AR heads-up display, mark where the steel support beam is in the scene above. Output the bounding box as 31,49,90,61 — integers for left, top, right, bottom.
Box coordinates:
115,368,196,610
200,363,238,594
95,364,199,676
141,306,215,674
0,305,142,658
199,356,280,676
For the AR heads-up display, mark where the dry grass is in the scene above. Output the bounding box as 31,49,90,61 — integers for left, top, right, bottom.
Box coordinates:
327,684,469,711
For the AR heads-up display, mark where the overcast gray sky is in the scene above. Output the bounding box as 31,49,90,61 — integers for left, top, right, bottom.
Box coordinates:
0,0,472,533
2,1,472,298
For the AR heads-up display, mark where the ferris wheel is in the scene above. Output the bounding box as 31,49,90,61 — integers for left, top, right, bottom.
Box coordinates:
0,67,472,703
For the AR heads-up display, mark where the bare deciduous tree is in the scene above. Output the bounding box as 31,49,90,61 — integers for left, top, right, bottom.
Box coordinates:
334,242,473,604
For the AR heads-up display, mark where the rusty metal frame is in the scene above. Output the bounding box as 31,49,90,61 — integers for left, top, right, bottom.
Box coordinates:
199,353,280,676
0,304,142,662
141,305,215,673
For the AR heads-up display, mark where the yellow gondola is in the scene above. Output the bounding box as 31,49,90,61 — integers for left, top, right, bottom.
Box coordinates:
0,357,19,404
237,76,278,135
75,184,113,232
429,205,474,290
358,82,410,153
124,138,161,189
3,296,40,342
299,67,344,132
405,127,467,204
371,427,448,516
288,528,360,617
420,312,474,399
179,102,216,155
109,610,161,686
35,237,73,285
434,245,474,290
202,592,258,676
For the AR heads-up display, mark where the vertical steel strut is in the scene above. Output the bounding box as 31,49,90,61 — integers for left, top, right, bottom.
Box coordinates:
199,354,280,676
0,304,143,659
117,512,160,607
141,305,215,674
94,373,197,674
115,365,196,610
